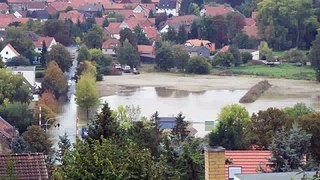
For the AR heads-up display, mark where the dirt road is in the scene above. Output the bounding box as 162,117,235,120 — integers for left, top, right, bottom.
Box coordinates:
97,73,320,99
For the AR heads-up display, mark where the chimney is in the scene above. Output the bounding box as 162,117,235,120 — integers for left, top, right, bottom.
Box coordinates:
204,146,225,180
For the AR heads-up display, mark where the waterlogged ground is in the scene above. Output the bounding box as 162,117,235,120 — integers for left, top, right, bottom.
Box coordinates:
97,73,320,137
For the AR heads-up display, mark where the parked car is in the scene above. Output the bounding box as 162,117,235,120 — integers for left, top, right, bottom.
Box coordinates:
123,65,131,73
132,68,140,74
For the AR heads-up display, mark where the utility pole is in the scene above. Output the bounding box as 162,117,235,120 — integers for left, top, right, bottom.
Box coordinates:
39,106,42,126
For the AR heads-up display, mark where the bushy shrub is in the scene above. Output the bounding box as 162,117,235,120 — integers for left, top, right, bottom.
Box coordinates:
186,57,212,74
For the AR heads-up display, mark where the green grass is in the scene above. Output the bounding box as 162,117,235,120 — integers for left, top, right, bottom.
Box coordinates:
273,50,309,57
218,63,316,80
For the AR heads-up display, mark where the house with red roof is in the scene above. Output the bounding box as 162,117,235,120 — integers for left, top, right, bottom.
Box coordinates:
25,1,46,11
0,3,9,14
104,22,122,39
0,116,16,153
47,2,70,13
200,4,234,17
59,10,85,24
242,12,258,39
185,39,215,51
102,38,119,56
0,44,20,63
33,36,57,53
95,17,105,26
156,0,180,16
0,17,28,29
120,17,154,29
143,26,160,41
159,14,198,33
133,3,155,17
7,0,30,11
137,45,155,55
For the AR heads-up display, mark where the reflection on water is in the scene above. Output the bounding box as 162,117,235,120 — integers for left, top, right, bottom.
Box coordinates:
100,87,319,137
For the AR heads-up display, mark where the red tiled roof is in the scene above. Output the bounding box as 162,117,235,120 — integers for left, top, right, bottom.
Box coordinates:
49,1,69,11
102,38,119,49
225,150,272,179
143,26,159,40
33,36,55,48
0,17,28,28
105,22,121,34
105,3,126,10
26,1,46,9
45,5,57,15
59,10,85,23
203,5,234,17
95,17,104,26
243,23,258,38
7,0,30,4
0,3,9,11
245,18,255,26
0,153,48,180
137,45,154,55
0,14,14,18
0,116,14,140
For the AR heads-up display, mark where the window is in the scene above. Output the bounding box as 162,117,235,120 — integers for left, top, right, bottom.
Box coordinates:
6,51,8,54
228,167,242,180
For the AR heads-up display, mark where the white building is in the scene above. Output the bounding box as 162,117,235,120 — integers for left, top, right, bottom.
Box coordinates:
33,36,57,54
251,50,259,60
0,44,20,63
156,0,179,16
6,66,36,87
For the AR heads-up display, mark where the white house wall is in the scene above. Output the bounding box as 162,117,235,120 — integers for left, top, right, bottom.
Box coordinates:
0,45,19,63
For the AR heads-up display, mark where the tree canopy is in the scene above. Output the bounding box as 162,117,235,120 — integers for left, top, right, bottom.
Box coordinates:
22,125,52,154
84,25,104,49
116,39,140,68
42,61,67,98
47,44,72,72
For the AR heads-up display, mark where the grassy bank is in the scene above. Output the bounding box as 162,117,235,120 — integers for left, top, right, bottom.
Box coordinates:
216,63,316,80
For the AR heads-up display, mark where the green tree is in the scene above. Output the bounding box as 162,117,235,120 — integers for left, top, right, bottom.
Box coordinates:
75,73,99,120
186,56,212,74
41,20,72,46
56,133,71,163
172,113,189,143
84,25,104,49
47,44,72,72
22,125,52,154
166,26,177,42
5,56,30,66
284,48,307,63
0,55,4,68
0,102,33,133
5,27,34,60
42,61,67,98
188,3,200,16
229,45,241,66
117,39,140,68
40,40,47,67
209,104,250,150
189,21,199,39
87,103,121,141
155,44,175,71
77,45,91,62
259,41,273,61
177,25,188,44
0,69,31,104
245,108,288,149
241,52,253,64
172,46,189,71
232,31,256,49
236,0,257,17
102,17,109,28
119,28,137,47
213,51,234,67
56,138,165,179
309,32,320,81
283,103,314,119
133,26,150,45
269,127,311,172
11,135,28,153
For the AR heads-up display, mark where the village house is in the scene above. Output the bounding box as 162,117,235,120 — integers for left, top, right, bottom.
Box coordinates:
156,0,179,16
138,45,156,63
185,39,215,51
25,1,46,12
200,4,234,17
133,3,156,17
32,36,57,53
0,44,20,63
143,26,160,41
183,46,211,57
78,3,104,18
159,14,198,33
7,66,36,87
104,22,121,39
0,153,48,179
0,17,29,30
0,3,9,14
242,12,258,38
7,0,30,11
59,10,85,24
102,38,119,56
13,10,27,18
120,17,155,30
0,116,16,153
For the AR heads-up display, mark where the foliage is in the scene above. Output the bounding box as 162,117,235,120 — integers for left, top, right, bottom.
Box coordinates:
259,41,273,61
165,26,177,42
172,46,189,71
77,45,91,62
75,73,99,120
219,63,316,80
213,51,234,67
116,39,140,68
0,69,31,104
56,138,165,179
0,55,4,68
34,103,56,124
56,133,71,163
83,25,104,49
41,20,72,46
186,56,212,74
236,0,257,17
40,40,47,67
5,27,34,60
87,103,121,141
209,104,250,150
172,113,189,143
283,103,314,119
47,44,71,72
102,17,109,28
120,28,137,47
11,135,29,153
309,32,320,81
177,25,188,44
39,91,58,113
246,108,288,150
5,56,30,66
155,44,175,71
188,3,200,16
113,105,141,129
284,48,307,63
42,61,67,98
297,113,320,162
133,26,150,45
229,45,241,66
232,31,256,49
240,52,253,64
22,125,52,154
269,127,311,172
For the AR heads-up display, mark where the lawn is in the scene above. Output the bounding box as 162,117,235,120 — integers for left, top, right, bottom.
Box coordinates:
217,63,316,80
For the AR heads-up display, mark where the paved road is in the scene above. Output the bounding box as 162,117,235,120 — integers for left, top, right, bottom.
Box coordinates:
48,46,79,148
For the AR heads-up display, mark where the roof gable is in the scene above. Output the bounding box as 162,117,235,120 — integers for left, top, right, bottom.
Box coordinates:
2,44,20,56
33,36,55,48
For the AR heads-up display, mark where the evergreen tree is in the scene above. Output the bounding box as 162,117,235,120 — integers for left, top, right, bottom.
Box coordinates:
11,135,28,153
40,40,47,67
189,21,198,39
155,43,175,71
56,133,71,163
133,26,150,45
177,25,188,44
309,31,320,82
166,26,177,42
117,39,140,68
148,10,154,18
102,17,109,28
172,113,189,143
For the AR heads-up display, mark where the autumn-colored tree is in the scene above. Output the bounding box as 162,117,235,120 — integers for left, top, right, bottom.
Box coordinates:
22,125,52,154
34,103,56,124
42,61,67,98
39,91,58,113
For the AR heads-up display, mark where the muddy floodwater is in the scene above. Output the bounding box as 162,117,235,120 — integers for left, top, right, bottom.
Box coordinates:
100,86,320,137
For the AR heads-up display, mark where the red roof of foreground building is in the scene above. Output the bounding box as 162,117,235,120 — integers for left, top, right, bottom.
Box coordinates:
105,22,121,34
137,45,155,55
203,5,234,17
225,150,272,180
95,17,104,26
143,26,159,40
243,23,258,38
0,153,48,179
0,17,28,28
59,10,85,23
33,36,55,48
102,38,119,49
